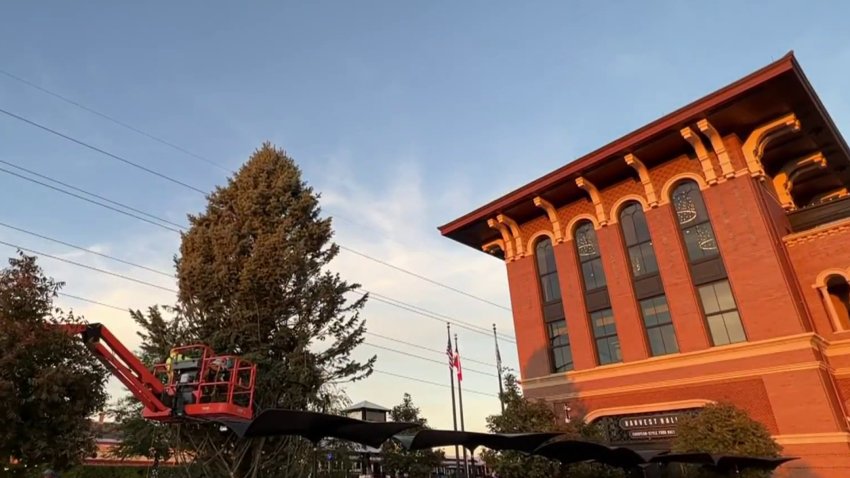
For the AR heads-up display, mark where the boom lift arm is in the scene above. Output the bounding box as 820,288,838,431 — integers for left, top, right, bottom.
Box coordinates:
62,322,256,422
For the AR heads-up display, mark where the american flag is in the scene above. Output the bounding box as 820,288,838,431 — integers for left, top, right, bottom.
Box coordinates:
447,331,455,369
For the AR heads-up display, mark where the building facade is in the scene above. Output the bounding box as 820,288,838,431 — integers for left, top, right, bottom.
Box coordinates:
440,52,850,477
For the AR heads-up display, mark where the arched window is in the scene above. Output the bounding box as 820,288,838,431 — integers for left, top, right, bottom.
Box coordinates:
535,238,573,372
575,222,606,291
619,202,678,356
574,221,621,365
672,181,745,346
825,275,850,331
620,203,658,277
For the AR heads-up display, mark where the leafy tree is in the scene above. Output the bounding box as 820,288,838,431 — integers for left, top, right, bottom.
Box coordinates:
481,373,622,478
672,402,781,478
116,143,375,477
381,394,444,477
0,253,108,474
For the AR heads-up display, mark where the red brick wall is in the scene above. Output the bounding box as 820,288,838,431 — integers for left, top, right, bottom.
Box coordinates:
645,205,710,351
784,222,850,340
702,176,808,340
505,257,550,379
554,241,596,370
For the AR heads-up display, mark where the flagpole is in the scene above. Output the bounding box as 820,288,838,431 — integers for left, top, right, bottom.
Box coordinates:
447,323,461,477
493,324,505,414
454,333,470,478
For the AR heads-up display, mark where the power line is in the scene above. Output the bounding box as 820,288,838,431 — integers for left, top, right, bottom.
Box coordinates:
0,107,208,194
54,292,498,398
0,159,186,230
0,240,177,294
362,342,494,378
0,169,514,342
0,104,512,314
0,69,231,173
372,370,495,398
0,221,174,278
0,164,182,232
57,291,503,370
367,331,494,368
339,246,510,311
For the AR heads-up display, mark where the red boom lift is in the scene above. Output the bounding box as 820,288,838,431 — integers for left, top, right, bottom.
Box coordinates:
62,323,257,422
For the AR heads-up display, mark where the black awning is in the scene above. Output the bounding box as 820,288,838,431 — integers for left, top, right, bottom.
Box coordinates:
530,439,613,465
219,409,417,448
396,430,562,453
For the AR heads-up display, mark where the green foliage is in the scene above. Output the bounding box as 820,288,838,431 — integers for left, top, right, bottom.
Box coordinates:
0,253,109,474
381,394,444,478
481,373,623,478
672,402,781,478
115,143,374,477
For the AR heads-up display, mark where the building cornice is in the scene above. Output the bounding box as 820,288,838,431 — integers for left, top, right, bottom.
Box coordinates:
522,333,827,392
783,216,850,247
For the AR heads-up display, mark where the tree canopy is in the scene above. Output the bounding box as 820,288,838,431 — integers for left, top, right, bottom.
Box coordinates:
672,402,781,478
381,393,444,478
116,143,375,477
481,373,622,478
0,253,108,474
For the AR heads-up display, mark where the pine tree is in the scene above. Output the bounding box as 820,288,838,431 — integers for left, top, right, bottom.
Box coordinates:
0,253,108,474
121,143,375,477
381,393,444,477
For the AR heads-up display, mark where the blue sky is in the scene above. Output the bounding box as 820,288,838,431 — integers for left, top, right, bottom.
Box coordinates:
2,1,850,436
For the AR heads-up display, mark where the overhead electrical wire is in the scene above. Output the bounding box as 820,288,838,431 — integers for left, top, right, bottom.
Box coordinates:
0,69,232,173
0,222,506,364
0,178,514,341
54,291,498,397
361,342,495,378
0,84,511,313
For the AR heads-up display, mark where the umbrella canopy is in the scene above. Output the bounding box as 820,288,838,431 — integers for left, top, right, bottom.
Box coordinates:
650,452,717,465
531,439,613,465
396,430,562,453
219,409,417,448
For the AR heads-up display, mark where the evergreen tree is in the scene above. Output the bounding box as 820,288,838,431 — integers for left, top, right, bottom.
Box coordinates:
381,393,444,477
0,253,108,474
119,143,375,477
672,402,781,478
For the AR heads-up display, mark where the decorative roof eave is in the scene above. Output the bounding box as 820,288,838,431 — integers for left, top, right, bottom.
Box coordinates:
438,52,805,242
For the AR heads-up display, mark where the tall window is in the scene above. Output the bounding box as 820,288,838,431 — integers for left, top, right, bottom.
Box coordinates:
576,222,606,291
619,202,678,356
535,238,573,372
672,181,746,346
574,221,621,365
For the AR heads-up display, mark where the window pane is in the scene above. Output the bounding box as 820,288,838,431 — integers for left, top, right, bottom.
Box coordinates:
541,273,562,303
647,327,665,356
633,207,652,243
582,259,606,291
621,206,639,246
723,311,746,343
641,298,659,327
707,313,731,345
660,324,679,354
653,296,671,323
639,242,659,275
591,309,616,337
575,223,600,259
628,245,645,277
536,239,555,275
673,182,709,226
597,338,611,364
714,280,735,312
698,283,722,315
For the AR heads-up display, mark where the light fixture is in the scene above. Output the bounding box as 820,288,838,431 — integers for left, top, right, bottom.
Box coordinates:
673,191,698,224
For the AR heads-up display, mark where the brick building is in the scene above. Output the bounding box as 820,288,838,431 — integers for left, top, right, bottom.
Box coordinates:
439,52,850,476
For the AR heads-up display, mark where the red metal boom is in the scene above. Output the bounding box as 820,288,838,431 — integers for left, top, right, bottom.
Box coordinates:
62,323,256,422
